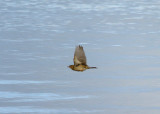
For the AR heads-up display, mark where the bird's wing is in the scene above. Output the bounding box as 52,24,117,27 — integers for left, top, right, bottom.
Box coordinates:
74,45,87,66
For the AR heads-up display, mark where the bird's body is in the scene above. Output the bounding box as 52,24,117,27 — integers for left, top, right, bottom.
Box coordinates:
69,65,89,71
69,45,96,72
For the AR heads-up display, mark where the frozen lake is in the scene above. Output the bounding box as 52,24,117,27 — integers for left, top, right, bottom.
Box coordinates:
1,0,160,113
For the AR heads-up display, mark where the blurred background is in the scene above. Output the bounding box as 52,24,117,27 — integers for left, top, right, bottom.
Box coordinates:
1,0,160,113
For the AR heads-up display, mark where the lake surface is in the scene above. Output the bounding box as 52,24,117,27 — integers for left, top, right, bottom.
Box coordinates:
1,0,160,113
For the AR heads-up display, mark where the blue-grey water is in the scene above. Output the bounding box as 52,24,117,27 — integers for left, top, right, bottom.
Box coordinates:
1,0,160,114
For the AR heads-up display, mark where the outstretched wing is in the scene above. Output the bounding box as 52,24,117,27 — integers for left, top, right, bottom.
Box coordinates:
74,45,87,66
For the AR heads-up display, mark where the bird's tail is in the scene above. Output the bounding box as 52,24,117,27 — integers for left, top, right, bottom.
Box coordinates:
89,67,97,69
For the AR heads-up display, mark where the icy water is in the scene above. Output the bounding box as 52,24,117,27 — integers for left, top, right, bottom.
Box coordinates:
1,0,160,114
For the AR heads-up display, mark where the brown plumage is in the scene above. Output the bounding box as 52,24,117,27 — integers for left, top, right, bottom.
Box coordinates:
69,45,97,71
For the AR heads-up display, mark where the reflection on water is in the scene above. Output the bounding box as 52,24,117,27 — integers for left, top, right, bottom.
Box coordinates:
1,0,160,113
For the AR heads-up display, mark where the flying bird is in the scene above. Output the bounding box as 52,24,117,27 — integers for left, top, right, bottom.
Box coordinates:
69,45,97,71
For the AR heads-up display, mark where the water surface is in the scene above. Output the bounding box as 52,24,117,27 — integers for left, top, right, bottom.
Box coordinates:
1,0,160,113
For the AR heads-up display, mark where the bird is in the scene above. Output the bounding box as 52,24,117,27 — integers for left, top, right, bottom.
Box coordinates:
69,45,97,72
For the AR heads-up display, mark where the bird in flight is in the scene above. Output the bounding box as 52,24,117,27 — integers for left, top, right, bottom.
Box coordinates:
69,45,97,72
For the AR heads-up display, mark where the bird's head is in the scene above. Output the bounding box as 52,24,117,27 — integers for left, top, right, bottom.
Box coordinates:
68,65,74,70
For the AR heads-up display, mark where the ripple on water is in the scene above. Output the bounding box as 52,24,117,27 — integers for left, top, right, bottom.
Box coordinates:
0,106,102,113
0,80,53,84
0,91,91,102
111,44,122,47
